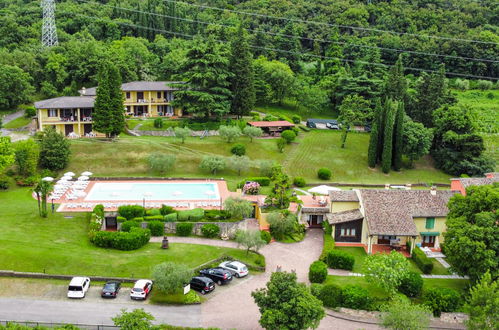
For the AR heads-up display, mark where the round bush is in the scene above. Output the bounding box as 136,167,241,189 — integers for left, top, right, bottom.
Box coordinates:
325,249,355,270
309,260,328,283
291,115,301,124
310,283,323,298
317,168,332,180
146,208,161,216
319,284,343,308
230,143,246,156
118,205,145,220
201,224,220,238
293,177,306,187
176,222,193,236
260,230,272,244
423,287,461,316
147,220,165,236
341,285,370,310
281,130,296,143
398,271,423,297
121,220,140,232
154,118,164,128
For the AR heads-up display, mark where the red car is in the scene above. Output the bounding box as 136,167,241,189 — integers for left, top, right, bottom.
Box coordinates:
130,279,153,300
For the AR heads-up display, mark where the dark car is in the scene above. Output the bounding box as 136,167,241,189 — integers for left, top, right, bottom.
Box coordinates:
199,267,233,285
101,281,121,298
190,276,215,295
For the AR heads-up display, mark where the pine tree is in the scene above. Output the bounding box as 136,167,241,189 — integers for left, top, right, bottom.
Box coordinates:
381,99,395,173
392,102,405,171
377,98,387,163
92,63,111,136
229,24,255,118
384,54,407,102
368,99,382,168
107,63,125,138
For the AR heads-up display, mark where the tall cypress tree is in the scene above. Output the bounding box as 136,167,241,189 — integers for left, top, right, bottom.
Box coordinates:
392,102,405,171
384,54,407,102
377,98,387,163
367,99,382,168
93,63,111,137
381,99,395,173
107,63,125,138
229,24,255,118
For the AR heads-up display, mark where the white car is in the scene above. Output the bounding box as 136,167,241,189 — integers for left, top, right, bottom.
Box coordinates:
219,261,249,278
130,279,153,300
67,277,90,299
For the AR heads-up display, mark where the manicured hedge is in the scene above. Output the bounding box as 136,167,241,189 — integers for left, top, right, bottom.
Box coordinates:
291,115,301,124
319,284,343,308
146,208,161,216
160,205,175,215
293,177,306,187
423,287,461,316
148,220,165,236
398,271,423,297
177,208,204,221
201,224,220,238
260,230,272,244
245,177,271,186
118,205,145,220
144,215,164,221
164,213,177,222
176,223,193,236
341,285,370,310
412,246,433,274
308,261,328,283
121,220,140,232
231,143,246,156
204,209,231,221
132,217,144,222
91,228,151,250
116,216,127,222
319,234,335,261
325,249,355,270
317,168,332,180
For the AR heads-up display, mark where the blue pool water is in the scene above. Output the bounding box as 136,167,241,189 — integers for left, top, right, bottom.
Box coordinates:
84,182,220,201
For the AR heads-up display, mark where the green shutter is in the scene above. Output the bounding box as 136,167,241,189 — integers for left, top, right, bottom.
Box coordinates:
425,217,435,229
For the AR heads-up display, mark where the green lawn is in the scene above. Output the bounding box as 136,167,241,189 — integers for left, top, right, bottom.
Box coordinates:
127,118,178,131
0,186,262,278
483,134,499,169
255,100,336,120
454,89,499,134
3,116,31,129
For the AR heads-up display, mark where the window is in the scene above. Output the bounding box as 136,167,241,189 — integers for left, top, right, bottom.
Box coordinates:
340,228,356,237
126,92,130,99
157,92,162,99
48,109,57,117
425,217,435,229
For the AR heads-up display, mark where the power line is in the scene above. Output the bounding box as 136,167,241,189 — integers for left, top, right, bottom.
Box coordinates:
76,0,499,63
68,13,499,80
160,0,499,46
41,0,59,47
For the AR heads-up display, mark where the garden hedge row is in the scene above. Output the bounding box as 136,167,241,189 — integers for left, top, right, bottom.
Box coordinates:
176,223,193,236
422,287,461,316
412,246,434,274
201,224,220,238
325,249,355,270
148,220,165,236
91,227,151,250
398,271,423,297
311,283,371,310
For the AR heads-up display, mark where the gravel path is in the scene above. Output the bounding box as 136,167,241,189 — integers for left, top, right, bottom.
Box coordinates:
1,110,30,141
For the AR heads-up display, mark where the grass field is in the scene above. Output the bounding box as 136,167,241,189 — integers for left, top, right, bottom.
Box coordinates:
483,134,499,168
0,186,262,278
67,131,451,187
255,100,336,120
3,116,31,129
454,89,499,134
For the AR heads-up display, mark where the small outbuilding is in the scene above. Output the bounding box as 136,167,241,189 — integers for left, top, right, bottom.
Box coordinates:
247,121,295,136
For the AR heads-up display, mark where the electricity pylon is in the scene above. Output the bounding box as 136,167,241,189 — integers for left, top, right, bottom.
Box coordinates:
41,0,58,47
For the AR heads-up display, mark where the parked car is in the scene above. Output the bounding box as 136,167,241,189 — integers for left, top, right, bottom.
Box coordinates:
219,261,249,278
67,277,90,299
326,122,340,130
101,281,121,298
190,276,216,295
199,268,233,285
130,279,153,300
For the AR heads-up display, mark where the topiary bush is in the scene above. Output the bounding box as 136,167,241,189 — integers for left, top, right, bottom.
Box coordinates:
160,205,175,215
144,215,164,221
412,246,433,274
121,220,141,232
341,285,370,310
91,228,151,251
164,213,177,222
423,287,461,316
317,168,332,180
398,271,423,297
204,209,231,221
147,220,165,236
319,284,343,308
308,260,328,283
201,223,220,238
281,130,296,143
291,115,301,124
260,230,271,244
325,249,355,270
293,177,306,187
146,208,161,216
245,177,271,186
176,222,193,236
118,205,145,220
231,143,246,156
177,208,204,221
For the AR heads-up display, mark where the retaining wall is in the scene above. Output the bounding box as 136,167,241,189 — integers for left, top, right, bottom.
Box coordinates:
163,218,252,238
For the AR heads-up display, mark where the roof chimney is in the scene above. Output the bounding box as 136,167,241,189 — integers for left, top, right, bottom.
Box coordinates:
385,184,390,190
430,186,437,196
485,172,496,179
81,87,86,96
405,184,412,190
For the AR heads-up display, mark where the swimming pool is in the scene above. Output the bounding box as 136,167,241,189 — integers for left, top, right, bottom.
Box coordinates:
84,182,220,201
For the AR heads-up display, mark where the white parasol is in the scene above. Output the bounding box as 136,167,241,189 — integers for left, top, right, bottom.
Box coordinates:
307,185,342,195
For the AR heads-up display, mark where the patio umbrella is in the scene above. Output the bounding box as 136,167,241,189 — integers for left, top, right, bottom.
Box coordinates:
81,171,93,176
61,176,73,181
78,176,89,181
64,172,75,177
308,185,342,195
75,191,87,197
41,177,54,182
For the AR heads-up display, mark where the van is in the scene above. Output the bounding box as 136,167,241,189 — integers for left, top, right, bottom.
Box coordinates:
67,277,90,298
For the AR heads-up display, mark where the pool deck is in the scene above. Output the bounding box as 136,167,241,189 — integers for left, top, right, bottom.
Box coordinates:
44,179,234,213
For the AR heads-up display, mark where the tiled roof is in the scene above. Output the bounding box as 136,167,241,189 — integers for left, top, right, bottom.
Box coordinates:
248,121,294,127
329,209,363,224
299,195,329,208
328,190,359,202
35,96,95,109
358,189,457,236
454,177,499,188
82,81,181,96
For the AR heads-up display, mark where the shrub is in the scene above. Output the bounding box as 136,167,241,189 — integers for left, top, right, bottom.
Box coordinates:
152,262,193,294
154,118,164,128
231,143,246,156
219,125,241,143
121,220,141,232
164,213,177,222
398,271,423,297
291,115,301,124
92,228,151,251
204,209,231,221
263,114,278,121
325,250,355,270
341,285,370,310
118,205,145,220
246,177,271,186
319,234,335,262
281,130,296,143
159,205,175,215
199,155,226,175
412,246,433,274
148,220,165,236
276,137,286,152
319,284,343,308
0,176,10,190
201,223,220,238
310,283,323,298
24,106,37,118
317,168,332,180
299,124,311,132
144,215,164,221
177,208,204,221
116,216,126,223
293,177,306,187
291,126,300,136
146,208,161,216
423,287,461,316
243,181,260,195
176,222,193,236
147,153,176,174
309,261,328,283
260,230,271,244
475,79,493,90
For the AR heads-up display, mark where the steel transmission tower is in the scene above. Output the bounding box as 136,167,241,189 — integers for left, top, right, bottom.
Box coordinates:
41,0,58,47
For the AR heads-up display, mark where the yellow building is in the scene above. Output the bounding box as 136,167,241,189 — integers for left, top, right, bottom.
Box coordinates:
35,81,182,137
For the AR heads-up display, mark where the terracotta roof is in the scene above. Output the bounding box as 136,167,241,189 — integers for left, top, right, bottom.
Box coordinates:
82,81,181,96
299,195,329,208
329,209,363,224
328,190,359,202
453,176,499,188
248,121,294,127
358,189,457,236
35,96,95,109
